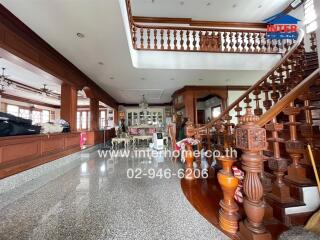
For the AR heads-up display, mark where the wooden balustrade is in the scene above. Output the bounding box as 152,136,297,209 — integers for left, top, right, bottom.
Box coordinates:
125,0,294,54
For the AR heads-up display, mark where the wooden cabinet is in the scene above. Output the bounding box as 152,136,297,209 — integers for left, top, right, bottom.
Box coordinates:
126,108,164,127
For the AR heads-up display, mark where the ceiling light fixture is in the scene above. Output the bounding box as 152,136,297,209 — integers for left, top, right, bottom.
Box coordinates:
139,94,149,109
76,32,85,38
39,84,53,96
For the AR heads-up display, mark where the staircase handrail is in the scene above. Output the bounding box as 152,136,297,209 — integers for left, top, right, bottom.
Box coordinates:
196,29,305,133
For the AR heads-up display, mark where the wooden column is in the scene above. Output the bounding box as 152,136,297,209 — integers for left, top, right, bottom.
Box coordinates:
236,107,271,240
184,93,195,123
114,108,119,126
60,83,77,132
89,98,99,131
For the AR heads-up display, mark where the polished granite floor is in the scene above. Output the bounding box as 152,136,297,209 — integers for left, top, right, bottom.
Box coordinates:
0,148,228,240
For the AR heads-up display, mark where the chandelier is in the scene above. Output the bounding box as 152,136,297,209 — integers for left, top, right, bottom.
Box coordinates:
139,94,148,109
0,68,13,94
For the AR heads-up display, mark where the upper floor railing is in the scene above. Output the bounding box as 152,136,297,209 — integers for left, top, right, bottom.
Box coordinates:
125,0,296,54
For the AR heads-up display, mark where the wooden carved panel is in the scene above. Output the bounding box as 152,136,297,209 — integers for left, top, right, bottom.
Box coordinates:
236,127,266,151
200,34,220,52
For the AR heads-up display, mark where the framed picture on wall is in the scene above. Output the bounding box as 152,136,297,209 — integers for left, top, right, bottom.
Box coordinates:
211,105,221,118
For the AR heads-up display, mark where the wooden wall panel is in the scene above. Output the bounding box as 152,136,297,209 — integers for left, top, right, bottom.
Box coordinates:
0,133,81,179
65,134,80,148
0,141,41,164
41,136,64,155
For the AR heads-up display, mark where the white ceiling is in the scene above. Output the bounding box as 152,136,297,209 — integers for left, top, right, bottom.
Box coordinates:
132,0,292,22
0,0,283,104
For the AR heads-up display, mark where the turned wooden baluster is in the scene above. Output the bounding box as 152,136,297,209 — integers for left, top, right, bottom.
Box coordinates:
270,39,275,52
241,32,246,52
140,28,144,49
276,65,286,98
224,114,235,150
244,95,252,109
262,81,272,111
154,29,158,49
283,102,311,184
258,33,263,53
299,92,317,148
266,118,293,203
310,32,317,52
284,39,289,53
160,29,164,50
198,31,203,50
223,32,228,51
229,32,235,52
236,107,271,240
217,156,239,234
186,30,190,51
192,30,197,51
167,29,171,50
211,31,216,51
270,73,280,104
253,33,258,52
253,88,263,117
247,32,253,52
180,30,184,50
173,30,178,50
132,26,137,48
205,31,210,51
235,104,243,125
235,32,240,52
147,29,151,49
264,36,271,52
217,31,222,50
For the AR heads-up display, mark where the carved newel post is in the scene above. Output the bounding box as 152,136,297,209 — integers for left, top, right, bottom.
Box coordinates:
184,119,195,180
217,156,239,234
235,108,271,240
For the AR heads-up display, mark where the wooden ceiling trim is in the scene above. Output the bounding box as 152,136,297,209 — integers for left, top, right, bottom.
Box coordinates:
1,93,60,109
133,16,267,29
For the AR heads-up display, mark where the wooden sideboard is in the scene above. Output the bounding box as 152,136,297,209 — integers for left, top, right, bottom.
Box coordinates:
0,132,81,179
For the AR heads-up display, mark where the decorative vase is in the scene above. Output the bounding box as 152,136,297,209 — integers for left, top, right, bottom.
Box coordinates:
217,156,239,234
184,143,195,180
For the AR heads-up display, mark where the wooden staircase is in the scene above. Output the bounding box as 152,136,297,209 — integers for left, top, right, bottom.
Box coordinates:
183,29,320,239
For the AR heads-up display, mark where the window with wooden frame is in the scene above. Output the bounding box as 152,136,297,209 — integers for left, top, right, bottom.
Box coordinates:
77,110,90,130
